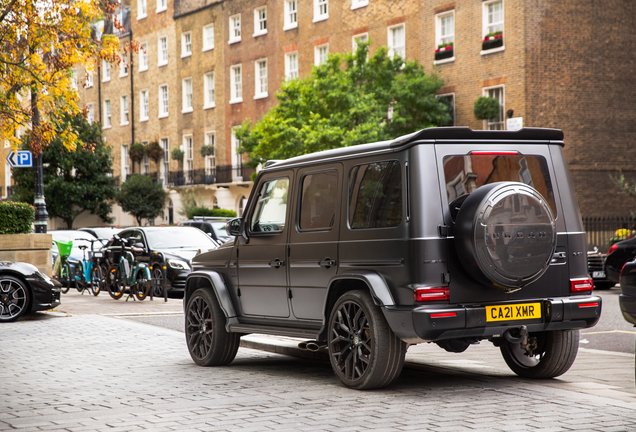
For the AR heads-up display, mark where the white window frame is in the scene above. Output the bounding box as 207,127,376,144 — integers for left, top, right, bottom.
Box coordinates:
351,0,368,10
119,57,128,77
160,137,169,184
254,59,268,99
141,141,150,174
283,0,298,30
137,0,147,19
183,135,194,175
158,35,168,66
87,103,94,124
121,144,129,181
231,128,242,180
140,89,149,121
230,64,242,104
182,77,193,113
103,99,111,128
254,6,267,37
436,92,455,126
387,23,406,59
481,0,505,55
314,43,328,66
86,70,93,88
352,32,368,52
434,10,455,65
204,131,216,174
181,32,192,58
203,72,215,109
285,51,298,80
156,0,167,13
229,14,241,44
102,60,110,82
120,95,129,125
139,42,148,71
159,84,169,118
313,0,328,22
203,23,214,51
482,85,505,130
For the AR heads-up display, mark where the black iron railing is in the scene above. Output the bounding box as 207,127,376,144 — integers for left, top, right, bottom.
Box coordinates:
167,164,254,187
583,216,636,253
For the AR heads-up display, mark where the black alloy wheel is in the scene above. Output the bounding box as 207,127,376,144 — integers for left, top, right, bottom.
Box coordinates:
152,265,165,297
185,288,240,366
327,290,407,390
0,276,31,322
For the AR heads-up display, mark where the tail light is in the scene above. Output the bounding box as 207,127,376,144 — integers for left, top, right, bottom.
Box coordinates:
570,277,593,294
415,287,449,302
608,244,618,255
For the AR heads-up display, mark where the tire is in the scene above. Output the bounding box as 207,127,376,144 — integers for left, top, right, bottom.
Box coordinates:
185,288,240,366
454,182,557,289
327,290,407,390
0,275,31,322
500,330,579,379
74,262,86,293
151,264,165,297
90,265,103,296
107,265,125,300
60,263,71,294
133,269,150,301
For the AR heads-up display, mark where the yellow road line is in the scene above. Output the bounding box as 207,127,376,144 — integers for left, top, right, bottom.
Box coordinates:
581,330,636,335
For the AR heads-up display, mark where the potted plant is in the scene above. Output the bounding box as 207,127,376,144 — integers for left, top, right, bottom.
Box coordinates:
482,31,503,51
200,145,214,158
129,142,146,174
170,147,185,186
473,96,501,121
146,140,163,175
435,42,454,61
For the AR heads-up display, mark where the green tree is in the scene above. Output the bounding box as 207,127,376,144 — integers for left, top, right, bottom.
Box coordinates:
11,114,116,229
116,175,167,226
235,41,450,165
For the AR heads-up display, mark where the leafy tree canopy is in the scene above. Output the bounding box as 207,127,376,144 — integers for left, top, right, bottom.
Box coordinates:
116,175,167,226
11,113,117,229
235,41,450,165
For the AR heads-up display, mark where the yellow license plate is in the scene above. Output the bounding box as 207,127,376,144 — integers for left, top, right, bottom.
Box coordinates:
486,303,541,322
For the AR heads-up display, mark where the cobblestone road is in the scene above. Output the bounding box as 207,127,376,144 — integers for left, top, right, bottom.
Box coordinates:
1,292,636,431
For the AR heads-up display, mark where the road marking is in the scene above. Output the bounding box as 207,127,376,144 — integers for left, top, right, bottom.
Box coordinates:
581,330,636,335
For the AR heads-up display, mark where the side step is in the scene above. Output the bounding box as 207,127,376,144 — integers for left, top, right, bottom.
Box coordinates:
229,323,320,339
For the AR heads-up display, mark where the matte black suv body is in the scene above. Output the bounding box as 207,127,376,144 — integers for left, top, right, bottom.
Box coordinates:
184,127,602,389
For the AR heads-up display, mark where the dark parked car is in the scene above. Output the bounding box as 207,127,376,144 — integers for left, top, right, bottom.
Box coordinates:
619,258,636,326
78,227,123,244
179,217,232,243
184,127,602,390
604,237,636,284
587,247,614,290
103,226,218,296
0,261,61,322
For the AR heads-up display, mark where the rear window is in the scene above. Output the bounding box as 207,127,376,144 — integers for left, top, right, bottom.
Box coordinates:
443,154,557,216
349,161,403,229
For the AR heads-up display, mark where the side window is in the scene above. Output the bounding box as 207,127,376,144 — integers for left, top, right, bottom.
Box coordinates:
299,171,338,231
349,161,403,229
250,177,290,233
200,223,213,234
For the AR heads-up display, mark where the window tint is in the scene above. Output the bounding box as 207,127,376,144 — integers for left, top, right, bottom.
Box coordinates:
200,223,213,234
299,171,338,230
250,178,289,233
349,161,403,229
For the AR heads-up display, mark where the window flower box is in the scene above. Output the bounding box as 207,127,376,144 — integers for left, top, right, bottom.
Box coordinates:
482,32,503,51
435,43,454,61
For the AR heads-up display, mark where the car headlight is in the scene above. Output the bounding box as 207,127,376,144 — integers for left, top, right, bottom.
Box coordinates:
167,259,190,270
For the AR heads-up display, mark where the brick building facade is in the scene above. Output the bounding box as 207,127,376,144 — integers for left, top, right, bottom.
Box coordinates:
64,0,635,228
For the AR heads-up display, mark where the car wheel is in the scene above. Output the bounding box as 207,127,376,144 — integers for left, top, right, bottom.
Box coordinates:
185,288,240,366
152,264,165,297
500,330,579,379
327,290,407,390
0,275,31,322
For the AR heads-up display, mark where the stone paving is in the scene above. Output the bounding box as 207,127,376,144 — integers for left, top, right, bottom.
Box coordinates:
1,292,636,431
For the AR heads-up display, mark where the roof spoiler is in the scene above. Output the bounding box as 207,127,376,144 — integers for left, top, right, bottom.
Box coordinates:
390,127,565,148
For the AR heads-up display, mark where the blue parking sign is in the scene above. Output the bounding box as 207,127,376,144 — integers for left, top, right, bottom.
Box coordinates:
6,150,33,168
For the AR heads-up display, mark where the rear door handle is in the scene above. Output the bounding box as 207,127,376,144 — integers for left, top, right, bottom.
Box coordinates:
269,258,285,268
319,258,337,268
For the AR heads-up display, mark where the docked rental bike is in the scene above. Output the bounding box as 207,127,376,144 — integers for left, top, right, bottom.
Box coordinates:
74,238,106,296
106,235,152,301
52,239,74,294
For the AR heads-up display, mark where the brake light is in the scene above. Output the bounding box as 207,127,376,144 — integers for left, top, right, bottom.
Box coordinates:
608,244,618,255
430,312,457,318
570,277,594,293
578,302,599,308
470,151,519,156
415,287,449,302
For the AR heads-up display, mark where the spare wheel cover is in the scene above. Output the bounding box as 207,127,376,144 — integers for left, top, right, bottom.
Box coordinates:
454,182,557,289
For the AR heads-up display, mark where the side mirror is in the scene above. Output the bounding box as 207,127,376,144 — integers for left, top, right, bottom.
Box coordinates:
227,218,242,237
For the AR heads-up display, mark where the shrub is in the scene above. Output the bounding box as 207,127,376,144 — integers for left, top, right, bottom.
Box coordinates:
200,145,214,157
129,142,146,165
0,202,35,234
187,206,237,220
171,147,184,162
146,141,163,165
473,96,501,120
116,175,167,226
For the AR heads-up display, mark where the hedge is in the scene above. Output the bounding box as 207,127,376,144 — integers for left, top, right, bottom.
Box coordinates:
187,206,237,219
0,202,35,234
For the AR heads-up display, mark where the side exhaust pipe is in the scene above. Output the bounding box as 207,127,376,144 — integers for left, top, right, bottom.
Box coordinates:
297,340,327,351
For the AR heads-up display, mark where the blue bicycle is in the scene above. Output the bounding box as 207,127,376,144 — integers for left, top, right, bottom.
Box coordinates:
74,238,106,296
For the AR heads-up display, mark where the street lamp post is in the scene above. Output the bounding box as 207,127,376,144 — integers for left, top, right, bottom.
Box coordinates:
31,91,48,233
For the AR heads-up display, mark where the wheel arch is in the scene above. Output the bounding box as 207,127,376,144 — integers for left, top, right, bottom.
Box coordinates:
0,270,33,311
317,271,395,341
185,271,238,321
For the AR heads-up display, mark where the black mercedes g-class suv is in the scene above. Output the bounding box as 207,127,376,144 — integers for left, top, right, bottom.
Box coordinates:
184,127,601,389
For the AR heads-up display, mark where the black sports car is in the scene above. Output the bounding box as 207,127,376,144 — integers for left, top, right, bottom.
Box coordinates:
0,261,61,322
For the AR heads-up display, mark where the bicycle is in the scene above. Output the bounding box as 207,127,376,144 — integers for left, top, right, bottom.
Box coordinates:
74,239,106,296
107,235,152,301
52,239,74,294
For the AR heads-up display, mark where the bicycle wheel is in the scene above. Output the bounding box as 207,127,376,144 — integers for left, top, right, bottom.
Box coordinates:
74,262,86,293
59,263,71,294
89,265,103,296
133,268,151,301
107,265,125,300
